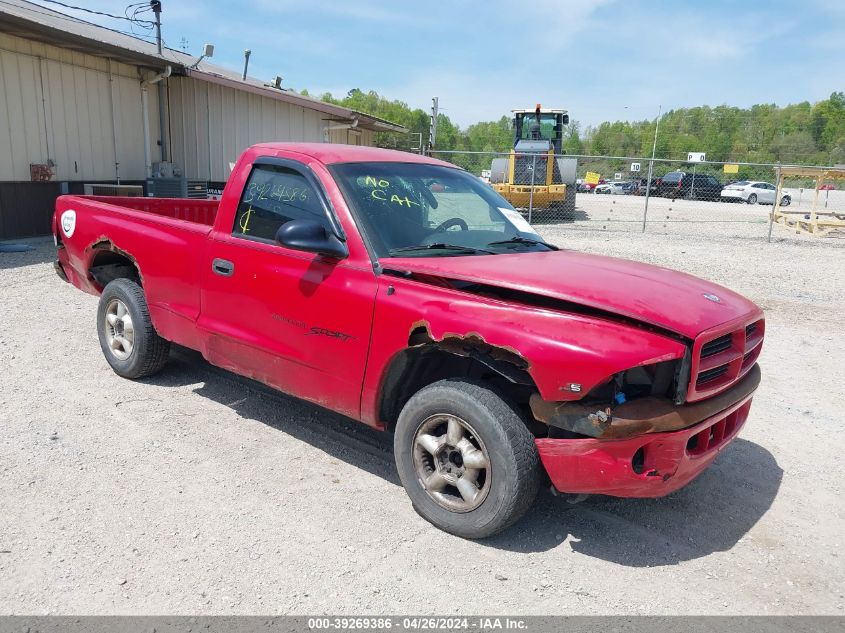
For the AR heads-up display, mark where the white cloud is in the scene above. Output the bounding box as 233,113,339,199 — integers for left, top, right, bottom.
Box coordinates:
28,0,842,129
248,0,413,22
493,0,617,51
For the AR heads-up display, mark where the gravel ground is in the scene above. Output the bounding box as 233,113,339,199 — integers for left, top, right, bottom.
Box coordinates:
0,227,843,616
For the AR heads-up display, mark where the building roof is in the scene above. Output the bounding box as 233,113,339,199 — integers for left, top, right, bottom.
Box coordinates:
0,0,407,133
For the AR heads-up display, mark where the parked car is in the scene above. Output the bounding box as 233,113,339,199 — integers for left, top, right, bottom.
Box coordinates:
53,143,765,539
655,171,684,197
577,178,607,192
820,184,836,191
656,171,723,201
721,181,792,206
630,178,655,196
594,180,628,194
719,180,750,202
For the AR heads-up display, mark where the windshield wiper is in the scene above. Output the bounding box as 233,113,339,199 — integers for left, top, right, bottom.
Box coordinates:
487,236,558,250
388,243,495,256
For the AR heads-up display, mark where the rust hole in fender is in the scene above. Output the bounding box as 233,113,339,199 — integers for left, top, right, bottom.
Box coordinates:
407,321,530,372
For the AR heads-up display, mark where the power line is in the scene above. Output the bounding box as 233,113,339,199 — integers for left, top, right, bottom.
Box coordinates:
35,0,156,25
0,0,163,50
0,0,172,50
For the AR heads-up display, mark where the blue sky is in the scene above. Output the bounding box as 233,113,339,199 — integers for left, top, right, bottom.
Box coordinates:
33,0,845,127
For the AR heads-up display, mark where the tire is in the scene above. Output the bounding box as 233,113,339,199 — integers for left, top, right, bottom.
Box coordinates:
556,185,577,220
747,193,757,204
393,379,541,539
96,278,170,379
780,196,791,207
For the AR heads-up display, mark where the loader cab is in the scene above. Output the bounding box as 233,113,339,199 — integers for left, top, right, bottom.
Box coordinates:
512,106,569,155
490,104,577,213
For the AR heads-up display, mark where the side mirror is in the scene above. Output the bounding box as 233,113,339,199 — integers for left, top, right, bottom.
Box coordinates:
275,219,347,259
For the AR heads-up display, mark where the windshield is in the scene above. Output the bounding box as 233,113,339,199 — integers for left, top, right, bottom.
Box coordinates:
331,162,550,258
518,113,558,141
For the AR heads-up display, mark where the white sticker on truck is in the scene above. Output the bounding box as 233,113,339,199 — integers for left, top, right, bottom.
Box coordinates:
499,207,540,235
60,209,76,238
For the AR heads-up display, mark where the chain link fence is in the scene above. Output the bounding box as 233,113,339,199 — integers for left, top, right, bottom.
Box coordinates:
429,150,844,242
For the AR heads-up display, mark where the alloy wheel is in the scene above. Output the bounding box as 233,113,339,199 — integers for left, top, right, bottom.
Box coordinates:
104,298,135,360
412,414,491,513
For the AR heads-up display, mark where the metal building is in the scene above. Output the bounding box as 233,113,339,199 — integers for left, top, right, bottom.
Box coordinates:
0,0,405,239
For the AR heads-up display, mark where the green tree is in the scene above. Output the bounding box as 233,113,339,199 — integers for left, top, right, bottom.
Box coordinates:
311,89,845,166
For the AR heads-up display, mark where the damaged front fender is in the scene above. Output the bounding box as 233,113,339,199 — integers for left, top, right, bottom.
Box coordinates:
530,362,760,439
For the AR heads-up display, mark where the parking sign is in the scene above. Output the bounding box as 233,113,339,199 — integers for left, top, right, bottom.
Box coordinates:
687,152,706,162
630,162,641,172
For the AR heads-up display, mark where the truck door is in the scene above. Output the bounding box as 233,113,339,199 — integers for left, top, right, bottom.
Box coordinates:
198,158,378,419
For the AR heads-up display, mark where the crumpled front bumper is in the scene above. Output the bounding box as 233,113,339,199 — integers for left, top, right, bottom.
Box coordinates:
535,373,758,498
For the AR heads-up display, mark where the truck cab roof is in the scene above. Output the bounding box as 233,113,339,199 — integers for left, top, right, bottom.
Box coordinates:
249,142,457,168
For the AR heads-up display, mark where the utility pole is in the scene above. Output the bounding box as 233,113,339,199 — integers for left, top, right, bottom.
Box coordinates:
151,0,162,55
149,0,168,162
428,96,438,155
642,104,661,232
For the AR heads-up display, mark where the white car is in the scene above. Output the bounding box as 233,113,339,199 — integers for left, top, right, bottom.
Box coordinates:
594,180,628,195
721,181,792,206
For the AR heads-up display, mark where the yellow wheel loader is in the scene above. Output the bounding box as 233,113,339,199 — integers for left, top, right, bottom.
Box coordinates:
490,105,578,217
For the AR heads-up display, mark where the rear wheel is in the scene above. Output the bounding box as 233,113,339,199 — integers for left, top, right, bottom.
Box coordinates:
97,278,170,379
394,379,541,539
747,193,758,204
780,195,791,207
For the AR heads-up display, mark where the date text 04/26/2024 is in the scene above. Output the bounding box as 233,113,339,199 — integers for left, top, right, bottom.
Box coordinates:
307,616,528,630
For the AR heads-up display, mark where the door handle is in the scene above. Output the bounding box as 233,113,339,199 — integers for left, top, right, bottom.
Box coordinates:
212,258,234,276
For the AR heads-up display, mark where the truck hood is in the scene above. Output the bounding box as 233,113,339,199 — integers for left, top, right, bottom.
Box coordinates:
382,250,762,339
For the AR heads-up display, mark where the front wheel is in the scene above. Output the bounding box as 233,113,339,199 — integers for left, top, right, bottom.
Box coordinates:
394,379,541,539
780,196,791,207
97,278,170,379
747,193,758,204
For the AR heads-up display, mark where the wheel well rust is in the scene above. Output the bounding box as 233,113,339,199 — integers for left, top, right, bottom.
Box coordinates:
87,238,142,290
378,322,536,431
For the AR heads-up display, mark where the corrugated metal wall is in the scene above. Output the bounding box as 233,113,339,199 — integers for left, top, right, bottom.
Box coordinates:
0,31,379,238
167,77,373,182
0,33,159,182
1,32,377,187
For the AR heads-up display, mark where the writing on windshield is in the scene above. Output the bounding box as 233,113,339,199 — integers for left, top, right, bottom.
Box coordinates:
363,175,420,208
331,162,552,258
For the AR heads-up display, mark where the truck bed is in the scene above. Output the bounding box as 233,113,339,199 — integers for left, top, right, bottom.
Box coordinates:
54,194,222,348
83,196,219,226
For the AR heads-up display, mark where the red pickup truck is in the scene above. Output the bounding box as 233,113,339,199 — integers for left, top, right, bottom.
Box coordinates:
54,143,763,538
